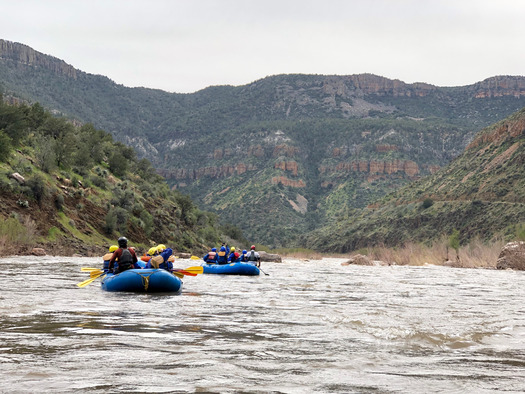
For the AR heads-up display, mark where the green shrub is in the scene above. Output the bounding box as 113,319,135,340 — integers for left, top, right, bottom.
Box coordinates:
48,226,60,241
140,210,154,237
104,209,117,235
26,174,47,206
54,193,65,210
516,224,525,241
0,217,28,243
422,198,434,209
90,175,107,189
105,207,128,235
0,130,12,161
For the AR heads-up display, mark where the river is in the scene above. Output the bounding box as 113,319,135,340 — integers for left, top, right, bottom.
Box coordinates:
1,256,525,393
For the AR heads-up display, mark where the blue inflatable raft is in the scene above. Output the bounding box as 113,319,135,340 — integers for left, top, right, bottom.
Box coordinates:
101,268,182,293
202,262,260,276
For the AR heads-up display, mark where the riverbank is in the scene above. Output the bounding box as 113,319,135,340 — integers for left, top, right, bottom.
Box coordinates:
1,236,518,270
279,238,509,269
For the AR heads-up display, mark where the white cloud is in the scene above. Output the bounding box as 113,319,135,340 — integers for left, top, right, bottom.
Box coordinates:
1,0,524,92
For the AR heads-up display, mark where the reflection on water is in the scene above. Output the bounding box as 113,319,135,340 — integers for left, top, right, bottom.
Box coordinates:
1,256,525,393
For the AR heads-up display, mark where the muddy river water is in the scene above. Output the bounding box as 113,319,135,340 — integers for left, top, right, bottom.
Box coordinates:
1,256,525,393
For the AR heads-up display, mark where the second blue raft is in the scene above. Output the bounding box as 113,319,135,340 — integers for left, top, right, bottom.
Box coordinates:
101,268,182,293
202,262,260,276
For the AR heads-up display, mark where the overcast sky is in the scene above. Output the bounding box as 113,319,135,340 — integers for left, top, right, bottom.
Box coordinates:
1,0,524,93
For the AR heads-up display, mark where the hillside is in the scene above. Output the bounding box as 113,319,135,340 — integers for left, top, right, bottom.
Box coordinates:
301,108,525,252
2,39,525,247
0,98,225,257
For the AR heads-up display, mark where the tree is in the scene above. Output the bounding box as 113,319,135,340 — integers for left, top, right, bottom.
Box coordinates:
34,134,57,173
40,117,77,168
448,229,460,261
108,151,128,178
0,130,12,161
0,103,28,144
422,198,434,209
26,174,47,206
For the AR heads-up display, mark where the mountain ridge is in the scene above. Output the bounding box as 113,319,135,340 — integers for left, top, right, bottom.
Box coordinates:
2,38,525,247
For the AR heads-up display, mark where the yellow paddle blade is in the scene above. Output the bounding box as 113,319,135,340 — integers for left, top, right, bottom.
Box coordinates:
81,267,101,272
172,271,184,278
190,255,201,260
90,269,104,277
183,266,204,274
77,273,104,288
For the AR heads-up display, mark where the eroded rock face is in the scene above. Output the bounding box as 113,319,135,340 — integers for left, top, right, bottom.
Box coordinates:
0,39,77,78
271,176,306,188
496,241,525,270
319,159,419,177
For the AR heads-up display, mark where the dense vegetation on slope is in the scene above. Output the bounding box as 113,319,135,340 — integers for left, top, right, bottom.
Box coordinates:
2,39,525,247
0,97,228,256
300,108,525,252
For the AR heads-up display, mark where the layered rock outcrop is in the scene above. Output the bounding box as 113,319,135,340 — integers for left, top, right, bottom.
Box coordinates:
274,161,298,176
319,160,419,177
0,39,77,79
322,74,437,98
471,76,525,99
271,176,306,188
158,163,257,180
467,116,525,149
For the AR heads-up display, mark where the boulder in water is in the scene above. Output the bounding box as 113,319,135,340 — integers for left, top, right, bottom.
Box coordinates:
259,251,282,262
31,248,46,256
496,241,525,270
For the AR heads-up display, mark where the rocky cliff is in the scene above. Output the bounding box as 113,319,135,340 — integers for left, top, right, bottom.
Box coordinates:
0,40,77,78
2,38,525,247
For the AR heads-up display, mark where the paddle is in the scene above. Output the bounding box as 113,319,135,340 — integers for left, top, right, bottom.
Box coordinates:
81,267,101,272
259,266,270,276
77,272,105,287
172,271,184,279
171,266,204,277
178,266,203,274
190,255,201,260
90,269,105,277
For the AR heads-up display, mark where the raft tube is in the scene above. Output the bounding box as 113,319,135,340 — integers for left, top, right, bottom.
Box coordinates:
202,262,260,276
101,268,182,293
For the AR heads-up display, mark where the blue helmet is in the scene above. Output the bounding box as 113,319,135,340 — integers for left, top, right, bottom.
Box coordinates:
242,250,247,254
212,248,217,252
220,246,226,251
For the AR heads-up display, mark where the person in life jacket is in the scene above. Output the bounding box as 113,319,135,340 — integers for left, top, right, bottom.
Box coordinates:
221,242,230,256
240,249,248,262
103,245,118,270
246,245,261,267
108,237,138,274
228,246,241,263
203,247,218,264
217,246,228,265
141,246,158,263
146,244,173,270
